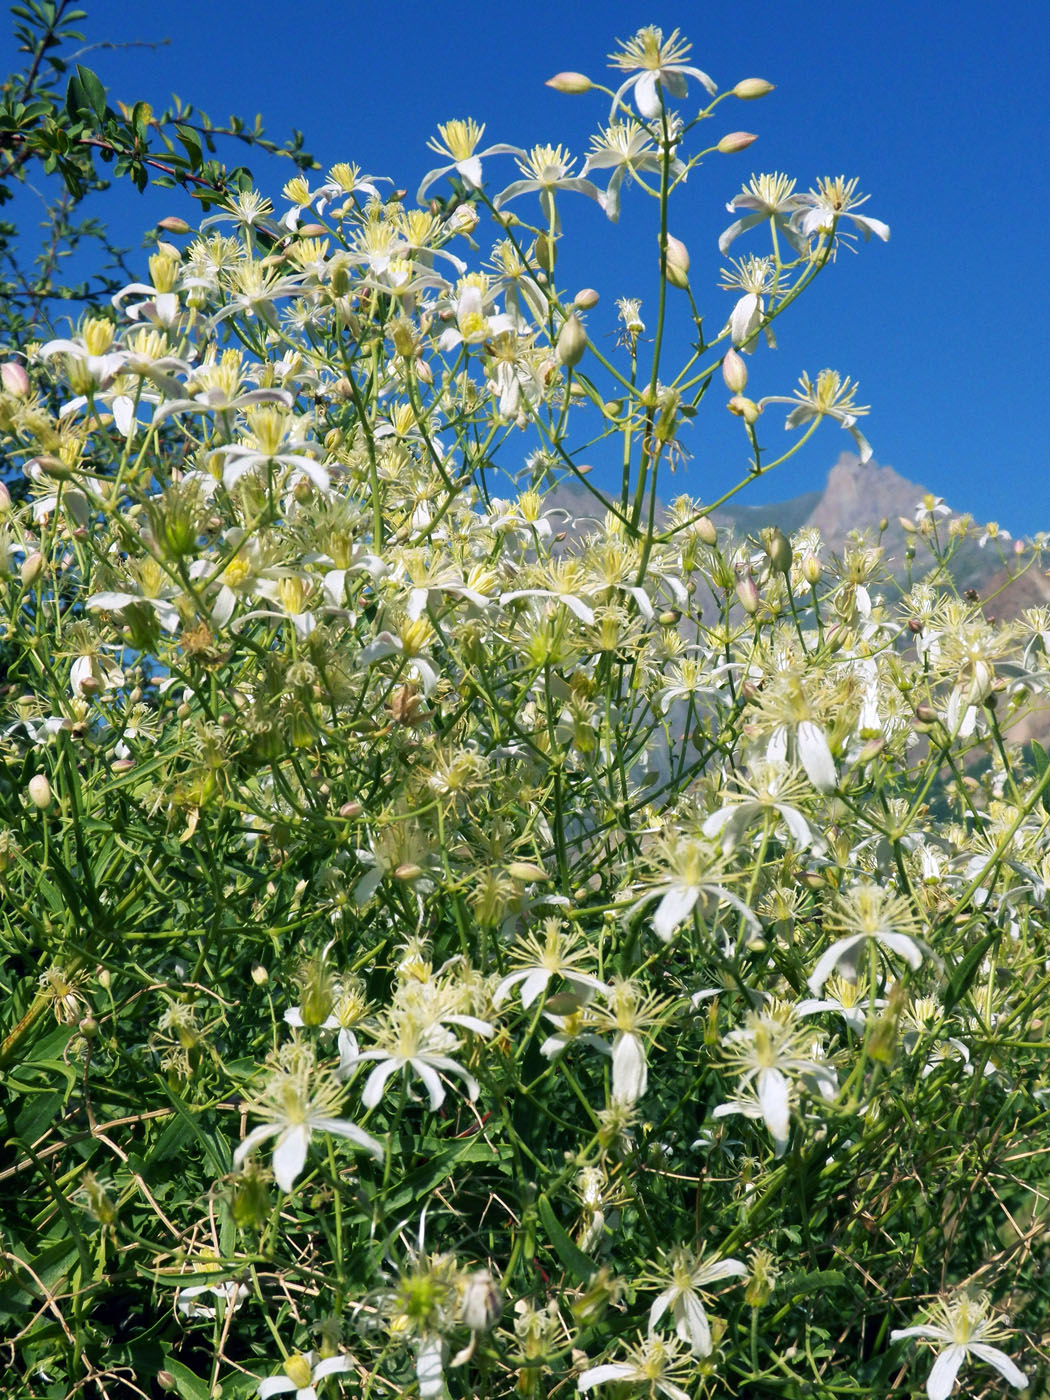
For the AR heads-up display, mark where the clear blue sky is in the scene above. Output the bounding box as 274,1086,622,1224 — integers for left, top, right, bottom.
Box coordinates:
6,0,1049,533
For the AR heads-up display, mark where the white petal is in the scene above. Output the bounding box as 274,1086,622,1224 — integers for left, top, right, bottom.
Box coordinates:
258,1379,297,1399
611,1032,647,1103
926,1344,966,1400
362,1057,404,1109
807,934,866,994
271,1125,310,1192
798,720,837,792
232,1122,278,1170
676,1289,712,1356
317,1115,384,1162
968,1343,1027,1390
578,1364,631,1392
653,884,699,942
757,1067,791,1149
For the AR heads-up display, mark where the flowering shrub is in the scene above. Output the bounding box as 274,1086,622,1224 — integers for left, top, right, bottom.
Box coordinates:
2,25,1049,1400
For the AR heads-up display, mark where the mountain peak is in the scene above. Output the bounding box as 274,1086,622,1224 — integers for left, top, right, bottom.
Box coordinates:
805,452,924,543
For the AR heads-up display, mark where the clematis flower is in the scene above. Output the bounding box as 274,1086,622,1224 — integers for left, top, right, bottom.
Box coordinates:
582,119,685,222
232,1042,382,1193
807,883,925,994
718,172,808,256
258,1352,353,1400
607,26,716,122
890,1293,1027,1400
493,144,603,236
759,369,872,463
578,1331,695,1400
644,1247,748,1356
794,175,889,246
417,118,519,201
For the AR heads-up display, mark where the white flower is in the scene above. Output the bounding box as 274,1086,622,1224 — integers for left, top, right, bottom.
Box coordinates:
258,1352,353,1400
646,1247,747,1355
493,920,608,1009
582,119,685,223
758,370,872,464
794,176,890,246
629,833,761,943
807,884,925,995
343,1012,493,1111
493,144,603,236
890,1294,1027,1400
718,173,808,257
579,1332,695,1400
607,26,716,122
233,1044,383,1192
417,118,519,200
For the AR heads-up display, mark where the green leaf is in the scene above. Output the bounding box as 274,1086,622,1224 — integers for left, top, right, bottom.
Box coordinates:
159,1356,211,1400
537,1193,594,1282
944,925,1001,1013
65,65,107,122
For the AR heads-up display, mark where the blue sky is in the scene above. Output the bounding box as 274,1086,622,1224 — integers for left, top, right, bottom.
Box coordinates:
5,0,1049,531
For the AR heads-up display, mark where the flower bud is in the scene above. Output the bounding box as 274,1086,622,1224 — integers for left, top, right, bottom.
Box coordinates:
507,861,549,882
157,1372,177,1392
735,570,760,615
662,233,690,289
20,552,44,586
297,222,327,238
574,287,600,309
534,231,557,272
763,527,793,576
339,800,363,819
717,131,758,154
802,553,822,585
0,482,11,514
695,515,718,546
1,361,30,396
721,347,748,393
556,313,587,369
394,862,423,882
733,78,775,99
251,963,269,986
727,394,761,424
545,71,593,93
157,216,192,235
28,773,52,809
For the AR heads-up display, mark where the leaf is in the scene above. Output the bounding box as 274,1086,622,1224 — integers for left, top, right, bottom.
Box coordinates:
780,1269,846,1300
159,1356,211,1400
944,926,1001,1013
65,65,107,122
537,1193,594,1282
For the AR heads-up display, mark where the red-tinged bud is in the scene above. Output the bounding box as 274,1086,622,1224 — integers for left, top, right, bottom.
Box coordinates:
545,71,593,93
736,571,760,615
717,131,758,154
733,78,775,99
0,482,11,513
556,313,587,368
507,861,549,882
21,552,44,586
662,233,690,289
727,394,761,424
339,800,363,819
721,347,748,393
907,618,924,633
297,222,327,237
574,287,600,309
156,216,192,235
28,773,52,809
1,361,29,396
157,1372,177,1392
394,862,423,882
